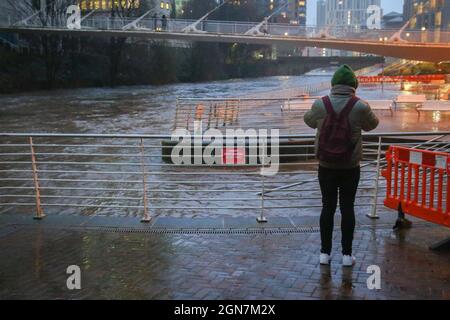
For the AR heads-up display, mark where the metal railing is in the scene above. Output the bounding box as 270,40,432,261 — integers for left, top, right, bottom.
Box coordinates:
0,132,448,222
4,15,450,44
173,96,324,134
172,95,413,135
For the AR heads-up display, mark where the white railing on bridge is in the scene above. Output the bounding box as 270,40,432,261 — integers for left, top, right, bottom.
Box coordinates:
4,14,450,44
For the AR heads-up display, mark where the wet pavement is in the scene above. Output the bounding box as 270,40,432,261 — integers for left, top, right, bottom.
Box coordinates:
0,213,449,300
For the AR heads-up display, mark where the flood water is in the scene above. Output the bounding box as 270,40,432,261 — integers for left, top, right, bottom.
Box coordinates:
0,73,331,134
0,69,448,219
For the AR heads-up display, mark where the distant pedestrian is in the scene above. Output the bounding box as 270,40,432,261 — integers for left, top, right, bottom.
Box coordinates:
304,65,379,267
161,15,167,31
262,17,269,35
152,13,158,31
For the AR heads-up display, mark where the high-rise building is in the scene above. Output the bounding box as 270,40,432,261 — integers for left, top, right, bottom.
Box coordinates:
267,0,307,26
325,0,381,28
297,0,307,25
403,0,416,22
405,0,450,31
316,0,326,27
321,0,381,56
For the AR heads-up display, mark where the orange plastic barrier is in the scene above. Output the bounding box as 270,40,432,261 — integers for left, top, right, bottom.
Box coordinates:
382,146,450,228
358,74,446,84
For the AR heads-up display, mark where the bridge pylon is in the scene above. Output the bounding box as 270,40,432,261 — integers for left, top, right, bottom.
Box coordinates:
244,2,289,36
389,17,415,43
122,9,156,30
182,1,228,34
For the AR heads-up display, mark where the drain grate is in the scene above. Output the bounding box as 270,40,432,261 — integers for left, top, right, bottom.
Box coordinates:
84,226,321,235
10,221,433,235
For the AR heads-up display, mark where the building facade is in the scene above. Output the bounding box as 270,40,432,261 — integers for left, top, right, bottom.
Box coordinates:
404,0,450,31
316,0,326,27
320,0,381,56
267,0,307,26
78,0,173,17
403,0,416,22
325,0,381,29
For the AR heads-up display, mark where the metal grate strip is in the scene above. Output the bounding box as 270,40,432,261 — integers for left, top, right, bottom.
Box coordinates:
8,222,434,235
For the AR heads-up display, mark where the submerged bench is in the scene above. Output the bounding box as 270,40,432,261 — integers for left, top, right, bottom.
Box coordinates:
365,100,394,116
416,100,450,116
282,99,393,116
394,94,427,109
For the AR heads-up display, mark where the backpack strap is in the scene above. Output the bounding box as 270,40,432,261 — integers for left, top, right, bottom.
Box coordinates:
340,96,360,118
322,96,335,116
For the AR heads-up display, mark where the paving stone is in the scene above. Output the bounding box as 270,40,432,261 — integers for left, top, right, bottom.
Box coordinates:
0,221,449,299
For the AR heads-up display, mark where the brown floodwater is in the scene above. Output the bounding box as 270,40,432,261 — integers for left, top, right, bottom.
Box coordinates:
0,73,448,219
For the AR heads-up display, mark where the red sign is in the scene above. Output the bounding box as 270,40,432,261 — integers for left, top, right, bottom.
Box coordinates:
222,147,246,165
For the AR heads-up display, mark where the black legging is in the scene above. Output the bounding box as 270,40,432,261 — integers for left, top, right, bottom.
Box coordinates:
318,165,360,256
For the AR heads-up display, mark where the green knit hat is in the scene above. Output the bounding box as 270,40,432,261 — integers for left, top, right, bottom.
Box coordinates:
331,64,359,89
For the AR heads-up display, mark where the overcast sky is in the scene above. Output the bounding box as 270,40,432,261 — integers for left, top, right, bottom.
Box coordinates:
307,0,404,25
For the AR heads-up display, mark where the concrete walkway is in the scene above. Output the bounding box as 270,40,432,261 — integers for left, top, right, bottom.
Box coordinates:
0,214,449,300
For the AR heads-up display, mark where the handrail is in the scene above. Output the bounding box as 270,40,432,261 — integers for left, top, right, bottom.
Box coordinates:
1,132,449,139
1,132,448,224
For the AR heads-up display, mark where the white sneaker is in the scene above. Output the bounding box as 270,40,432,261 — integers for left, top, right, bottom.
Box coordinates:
320,253,331,265
342,255,356,267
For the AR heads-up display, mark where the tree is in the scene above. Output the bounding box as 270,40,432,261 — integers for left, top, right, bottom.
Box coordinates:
7,0,74,89
108,0,140,87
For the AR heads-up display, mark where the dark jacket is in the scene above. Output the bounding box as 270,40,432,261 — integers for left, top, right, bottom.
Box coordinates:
304,84,380,169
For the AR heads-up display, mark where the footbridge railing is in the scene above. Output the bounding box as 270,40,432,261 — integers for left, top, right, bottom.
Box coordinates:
3,14,450,44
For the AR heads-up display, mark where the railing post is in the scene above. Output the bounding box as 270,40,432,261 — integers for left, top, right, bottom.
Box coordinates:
186,104,193,131
224,101,229,126
140,138,151,223
257,174,268,223
367,136,382,219
236,99,241,124
173,97,180,131
29,137,45,220
207,102,212,130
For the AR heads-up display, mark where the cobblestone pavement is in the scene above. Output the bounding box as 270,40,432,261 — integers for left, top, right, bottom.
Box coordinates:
0,216,449,300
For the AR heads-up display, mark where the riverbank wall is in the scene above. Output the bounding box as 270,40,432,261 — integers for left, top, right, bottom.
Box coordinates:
0,40,383,94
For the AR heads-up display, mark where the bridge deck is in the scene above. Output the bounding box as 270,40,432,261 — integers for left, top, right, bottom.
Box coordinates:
2,21,450,62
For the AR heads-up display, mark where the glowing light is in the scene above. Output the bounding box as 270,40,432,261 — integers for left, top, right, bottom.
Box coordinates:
432,111,441,123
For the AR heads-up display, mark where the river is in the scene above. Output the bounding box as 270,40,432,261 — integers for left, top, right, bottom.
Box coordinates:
0,73,332,134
